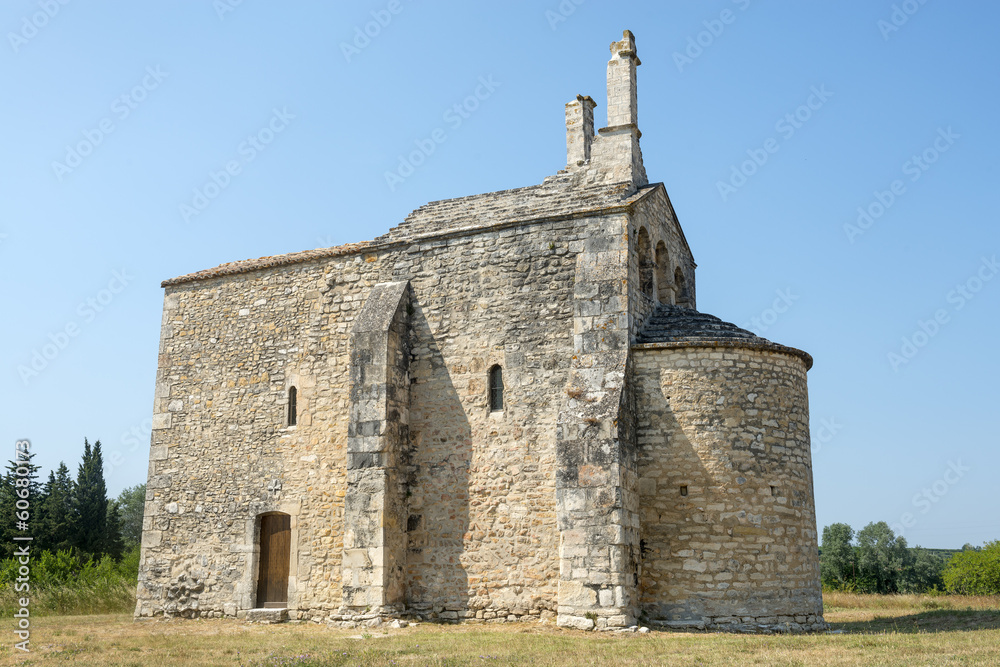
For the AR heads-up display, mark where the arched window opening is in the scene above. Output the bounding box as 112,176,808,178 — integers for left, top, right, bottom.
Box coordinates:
674,268,691,309
287,387,297,427
655,242,672,304
636,228,654,299
488,365,504,412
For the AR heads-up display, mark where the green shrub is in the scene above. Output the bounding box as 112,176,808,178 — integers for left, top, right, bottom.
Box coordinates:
0,546,139,617
943,541,1000,595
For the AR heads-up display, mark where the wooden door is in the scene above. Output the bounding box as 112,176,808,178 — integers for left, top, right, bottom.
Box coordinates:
256,514,290,608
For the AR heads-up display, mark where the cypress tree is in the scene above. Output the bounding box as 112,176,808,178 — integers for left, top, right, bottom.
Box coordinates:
37,462,75,552
72,439,109,556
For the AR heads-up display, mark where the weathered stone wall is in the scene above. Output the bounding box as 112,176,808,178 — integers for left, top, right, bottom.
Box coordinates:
137,210,631,622
399,219,587,622
631,345,825,632
137,263,351,619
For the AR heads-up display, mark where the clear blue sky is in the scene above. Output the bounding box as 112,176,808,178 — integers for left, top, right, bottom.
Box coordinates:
2,1,997,548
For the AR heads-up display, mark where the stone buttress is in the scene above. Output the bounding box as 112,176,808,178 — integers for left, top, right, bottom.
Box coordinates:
554,30,649,631
342,281,411,613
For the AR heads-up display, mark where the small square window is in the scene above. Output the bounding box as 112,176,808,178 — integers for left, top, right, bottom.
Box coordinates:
679,485,688,496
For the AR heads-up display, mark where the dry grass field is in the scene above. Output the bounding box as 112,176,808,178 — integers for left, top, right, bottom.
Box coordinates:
3,593,999,666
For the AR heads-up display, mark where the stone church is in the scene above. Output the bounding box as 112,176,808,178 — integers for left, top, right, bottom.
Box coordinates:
136,31,825,632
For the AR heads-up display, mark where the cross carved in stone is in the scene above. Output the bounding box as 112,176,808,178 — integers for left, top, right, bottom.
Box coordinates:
267,479,282,496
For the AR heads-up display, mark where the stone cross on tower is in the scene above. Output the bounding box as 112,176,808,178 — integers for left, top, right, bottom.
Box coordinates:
267,479,282,497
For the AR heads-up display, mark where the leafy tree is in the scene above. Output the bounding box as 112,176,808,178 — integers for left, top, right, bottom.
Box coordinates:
72,439,110,556
820,523,857,590
856,521,910,594
115,484,146,549
37,462,75,552
899,547,946,593
943,541,1000,595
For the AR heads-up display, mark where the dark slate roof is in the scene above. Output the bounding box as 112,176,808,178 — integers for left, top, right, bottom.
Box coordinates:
636,304,761,344
635,304,813,369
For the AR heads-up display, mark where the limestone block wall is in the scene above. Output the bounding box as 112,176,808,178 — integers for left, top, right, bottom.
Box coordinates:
399,220,586,622
136,257,375,618
632,345,825,632
138,211,610,621
135,200,825,630
137,263,347,618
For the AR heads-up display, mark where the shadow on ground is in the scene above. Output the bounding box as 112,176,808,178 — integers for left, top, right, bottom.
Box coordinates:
833,609,1000,634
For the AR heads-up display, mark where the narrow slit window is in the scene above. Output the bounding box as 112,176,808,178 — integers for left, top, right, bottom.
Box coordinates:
488,365,504,412
287,386,297,426
679,485,688,497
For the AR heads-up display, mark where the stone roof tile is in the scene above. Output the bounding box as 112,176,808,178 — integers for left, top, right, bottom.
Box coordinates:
635,304,813,369
162,175,654,287
386,172,637,240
